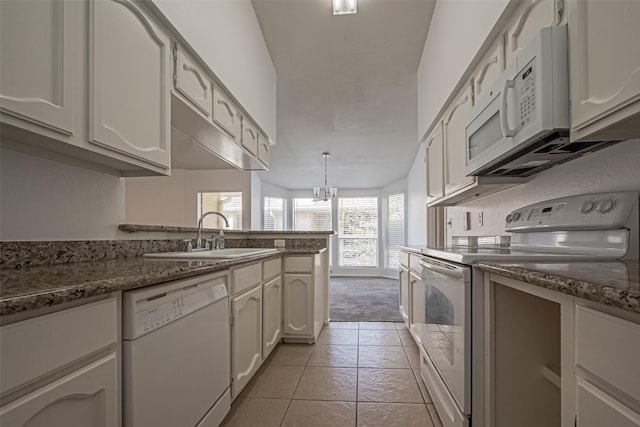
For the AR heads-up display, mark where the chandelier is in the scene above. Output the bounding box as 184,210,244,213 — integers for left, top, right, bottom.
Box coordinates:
313,152,338,202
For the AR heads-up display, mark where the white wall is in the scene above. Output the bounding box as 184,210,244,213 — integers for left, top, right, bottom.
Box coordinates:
0,148,126,241
446,140,640,239
153,0,277,140
250,172,262,230
406,142,427,246
417,0,509,139
125,169,254,229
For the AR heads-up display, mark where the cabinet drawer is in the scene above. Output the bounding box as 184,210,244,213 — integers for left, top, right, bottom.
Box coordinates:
284,256,312,273
400,251,409,268
232,262,263,295
577,377,640,427
576,305,640,401
263,257,281,281
408,254,423,275
0,297,118,394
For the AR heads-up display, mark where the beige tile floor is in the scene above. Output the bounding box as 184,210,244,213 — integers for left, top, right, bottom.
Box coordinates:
221,322,443,427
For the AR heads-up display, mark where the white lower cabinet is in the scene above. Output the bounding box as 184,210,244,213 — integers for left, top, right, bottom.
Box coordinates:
0,297,120,427
262,276,282,360
0,354,118,427
231,285,262,399
282,254,326,343
399,266,410,325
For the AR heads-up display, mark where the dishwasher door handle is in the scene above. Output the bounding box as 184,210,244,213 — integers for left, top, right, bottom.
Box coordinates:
419,259,469,280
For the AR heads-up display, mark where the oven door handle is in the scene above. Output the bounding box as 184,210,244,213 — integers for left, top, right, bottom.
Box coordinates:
419,259,468,280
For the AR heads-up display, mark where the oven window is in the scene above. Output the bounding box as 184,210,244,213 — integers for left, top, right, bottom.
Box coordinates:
425,285,455,365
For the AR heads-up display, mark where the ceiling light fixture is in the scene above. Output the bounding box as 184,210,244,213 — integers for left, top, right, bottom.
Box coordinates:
333,0,357,15
313,152,338,202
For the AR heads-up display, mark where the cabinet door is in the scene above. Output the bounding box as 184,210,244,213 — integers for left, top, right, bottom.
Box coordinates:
473,39,505,102
569,0,640,133
0,0,76,135
0,354,118,427
262,276,282,360
408,271,423,347
444,82,475,195
426,121,444,204
257,134,270,167
283,274,313,337
174,48,212,119
399,266,410,325
576,377,640,427
241,118,259,156
231,286,262,398
213,85,241,139
89,0,171,170
504,0,557,65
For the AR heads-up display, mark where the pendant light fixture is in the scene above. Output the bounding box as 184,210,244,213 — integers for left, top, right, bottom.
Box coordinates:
313,152,338,202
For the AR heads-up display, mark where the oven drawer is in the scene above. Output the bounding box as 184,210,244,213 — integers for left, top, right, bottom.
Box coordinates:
420,349,467,427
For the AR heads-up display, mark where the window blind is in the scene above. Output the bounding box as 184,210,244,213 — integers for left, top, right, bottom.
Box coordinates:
263,197,285,230
338,197,378,267
197,192,242,229
292,198,332,231
385,193,405,270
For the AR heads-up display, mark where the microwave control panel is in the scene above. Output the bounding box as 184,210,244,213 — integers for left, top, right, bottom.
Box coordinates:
518,60,536,129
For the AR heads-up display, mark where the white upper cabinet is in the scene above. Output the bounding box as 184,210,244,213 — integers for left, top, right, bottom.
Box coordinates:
444,81,475,195
0,0,76,135
568,0,640,141
504,0,558,65
213,85,241,140
257,134,270,168
174,47,212,119
426,121,445,204
241,118,259,156
89,0,171,171
473,39,505,102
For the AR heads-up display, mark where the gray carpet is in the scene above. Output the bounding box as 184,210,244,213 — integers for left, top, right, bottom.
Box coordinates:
330,276,403,322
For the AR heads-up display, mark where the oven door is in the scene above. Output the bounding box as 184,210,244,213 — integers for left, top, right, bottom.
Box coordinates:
419,257,471,416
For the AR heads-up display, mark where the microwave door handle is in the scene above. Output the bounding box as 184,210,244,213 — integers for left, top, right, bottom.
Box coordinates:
419,260,467,280
500,79,516,137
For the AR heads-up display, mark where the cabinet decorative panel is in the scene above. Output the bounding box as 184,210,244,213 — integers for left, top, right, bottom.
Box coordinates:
399,266,410,324
577,377,640,427
213,86,240,139
284,274,313,336
262,277,282,360
175,48,212,118
0,0,76,135
474,40,505,101
504,0,557,65
257,135,270,167
0,354,118,427
569,0,640,132
231,286,262,398
89,0,171,169
426,121,444,204
444,83,475,195
241,118,259,156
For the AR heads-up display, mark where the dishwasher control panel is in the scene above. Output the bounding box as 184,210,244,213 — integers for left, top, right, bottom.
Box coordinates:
122,274,228,339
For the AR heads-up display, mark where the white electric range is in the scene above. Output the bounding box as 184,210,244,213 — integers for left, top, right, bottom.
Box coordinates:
414,191,639,427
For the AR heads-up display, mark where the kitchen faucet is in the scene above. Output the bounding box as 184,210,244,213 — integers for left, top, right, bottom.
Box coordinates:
194,211,230,251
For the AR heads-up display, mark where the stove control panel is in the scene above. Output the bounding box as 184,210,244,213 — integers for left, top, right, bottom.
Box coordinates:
505,192,638,231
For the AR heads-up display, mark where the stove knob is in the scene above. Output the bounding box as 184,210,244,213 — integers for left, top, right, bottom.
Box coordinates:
597,199,615,213
512,212,521,221
579,200,595,214
505,214,513,223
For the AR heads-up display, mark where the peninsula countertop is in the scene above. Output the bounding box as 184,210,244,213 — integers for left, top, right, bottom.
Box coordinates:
0,248,325,317
476,260,640,313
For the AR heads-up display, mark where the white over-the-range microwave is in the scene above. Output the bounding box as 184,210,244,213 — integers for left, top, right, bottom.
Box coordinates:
465,25,617,178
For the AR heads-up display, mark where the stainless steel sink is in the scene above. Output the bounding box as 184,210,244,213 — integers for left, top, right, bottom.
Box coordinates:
143,248,279,260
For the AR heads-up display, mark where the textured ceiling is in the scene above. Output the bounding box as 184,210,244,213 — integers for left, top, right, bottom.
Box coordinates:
252,0,435,190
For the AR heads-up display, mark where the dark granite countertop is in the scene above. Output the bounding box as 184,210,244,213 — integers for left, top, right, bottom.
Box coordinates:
0,248,325,317
476,260,640,313
119,224,335,235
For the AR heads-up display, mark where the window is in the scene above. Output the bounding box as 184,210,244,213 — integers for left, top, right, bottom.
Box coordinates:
197,192,242,229
292,198,332,231
384,193,405,270
263,197,285,230
338,197,378,267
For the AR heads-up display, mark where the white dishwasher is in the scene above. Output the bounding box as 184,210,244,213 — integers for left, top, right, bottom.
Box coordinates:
123,272,230,427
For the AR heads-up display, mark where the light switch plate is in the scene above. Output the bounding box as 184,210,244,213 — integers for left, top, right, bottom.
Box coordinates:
477,212,484,227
